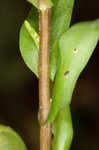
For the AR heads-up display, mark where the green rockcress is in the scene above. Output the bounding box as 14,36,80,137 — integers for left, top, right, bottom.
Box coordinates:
19,0,99,149
0,0,99,150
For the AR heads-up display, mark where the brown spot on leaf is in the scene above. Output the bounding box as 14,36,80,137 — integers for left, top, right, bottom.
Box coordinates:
74,48,78,53
64,70,70,76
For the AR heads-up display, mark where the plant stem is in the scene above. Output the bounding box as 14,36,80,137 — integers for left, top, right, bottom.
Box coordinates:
39,1,52,150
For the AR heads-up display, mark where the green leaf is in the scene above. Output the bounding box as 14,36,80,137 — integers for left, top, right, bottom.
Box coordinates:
52,107,73,150
46,0,53,8
27,0,38,8
45,19,99,124
0,125,27,150
20,7,39,77
50,0,75,80
20,0,75,79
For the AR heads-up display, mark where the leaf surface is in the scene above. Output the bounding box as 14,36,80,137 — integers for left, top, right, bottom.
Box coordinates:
50,0,75,80
20,8,39,77
52,107,73,150
45,19,99,124
27,0,38,8
0,125,27,150
20,0,75,80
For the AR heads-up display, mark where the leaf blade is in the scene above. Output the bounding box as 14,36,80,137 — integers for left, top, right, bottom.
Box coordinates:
52,107,73,150
45,19,99,124
0,125,27,150
20,0,75,79
27,0,38,8
50,0,75,80
20,8,39,77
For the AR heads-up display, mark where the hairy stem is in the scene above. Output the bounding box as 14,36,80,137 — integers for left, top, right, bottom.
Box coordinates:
38,1,52,150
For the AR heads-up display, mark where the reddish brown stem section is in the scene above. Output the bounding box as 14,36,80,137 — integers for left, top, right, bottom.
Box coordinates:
39,8,52,150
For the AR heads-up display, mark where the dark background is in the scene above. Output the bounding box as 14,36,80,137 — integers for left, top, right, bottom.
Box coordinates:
0,0,99,149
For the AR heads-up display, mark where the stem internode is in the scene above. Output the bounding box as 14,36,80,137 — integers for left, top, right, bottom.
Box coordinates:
39,2,52,150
